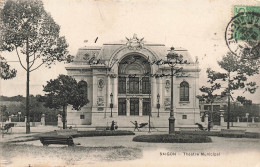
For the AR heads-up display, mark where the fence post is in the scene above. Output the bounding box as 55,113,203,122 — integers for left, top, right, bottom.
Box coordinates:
252,117,255,123
41,114,45,126
220,114,224,126
204,114,208,127
57,114,62,127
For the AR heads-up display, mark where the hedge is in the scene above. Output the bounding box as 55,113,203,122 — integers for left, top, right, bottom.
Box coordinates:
73,130,135,138
133,134,212,143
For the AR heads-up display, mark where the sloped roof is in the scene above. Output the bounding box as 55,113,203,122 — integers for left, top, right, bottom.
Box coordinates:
71,40,195,65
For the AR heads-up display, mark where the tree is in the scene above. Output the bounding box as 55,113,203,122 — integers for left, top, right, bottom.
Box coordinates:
40,75,89,129
210,52,259,129
0,0,73,133
0,105,8,122
0,56,17,79
197,68,223,131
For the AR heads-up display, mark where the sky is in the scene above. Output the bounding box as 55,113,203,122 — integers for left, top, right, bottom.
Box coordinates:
1,0,260,103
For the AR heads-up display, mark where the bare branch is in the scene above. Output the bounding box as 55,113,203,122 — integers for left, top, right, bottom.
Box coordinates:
29,61,45,72
15,47,27,71
29,53,36,69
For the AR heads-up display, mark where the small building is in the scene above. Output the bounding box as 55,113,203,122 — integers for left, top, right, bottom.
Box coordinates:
65,34,201,128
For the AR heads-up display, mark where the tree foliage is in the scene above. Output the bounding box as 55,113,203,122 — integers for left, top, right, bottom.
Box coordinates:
0,0,73,71
39,75,89,129
0,0,73,133
41,75,89,110
236,96,252,106
0,95,60,122
197,68,223,104
203,52,259,102
0,56,17,79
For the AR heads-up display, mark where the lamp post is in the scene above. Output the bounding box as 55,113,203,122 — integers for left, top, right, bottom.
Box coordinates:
157,93,160,117
148,75,151,133
110,93,113,117
227,92,230,129
167,47,179,134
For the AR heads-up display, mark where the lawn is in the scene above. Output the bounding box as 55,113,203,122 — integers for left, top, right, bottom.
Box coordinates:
0,142,142,166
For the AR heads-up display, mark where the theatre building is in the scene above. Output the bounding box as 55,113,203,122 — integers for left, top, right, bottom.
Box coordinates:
65,35,201,128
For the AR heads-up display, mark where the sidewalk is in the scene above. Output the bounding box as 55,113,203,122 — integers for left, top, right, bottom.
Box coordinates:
0,126,59,143
1,125,259,143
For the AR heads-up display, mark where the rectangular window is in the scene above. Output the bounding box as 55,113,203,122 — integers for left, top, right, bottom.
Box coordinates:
118,77,126,94
204,105,211,111
182,115,187,119
80,115,85,119
180,87,189,101
118,98,126,115
142,98,150,115
142,77,150,94
130,98,139,115
180,82,189,101
129,77,139,94
213,105,220,112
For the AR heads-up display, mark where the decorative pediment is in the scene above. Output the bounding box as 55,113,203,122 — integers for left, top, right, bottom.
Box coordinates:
125,34,144,50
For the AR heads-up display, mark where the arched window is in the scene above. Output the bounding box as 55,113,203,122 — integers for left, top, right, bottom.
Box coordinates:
180,81,189,101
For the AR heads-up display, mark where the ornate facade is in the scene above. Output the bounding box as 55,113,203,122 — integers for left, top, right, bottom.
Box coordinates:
66,35,201,128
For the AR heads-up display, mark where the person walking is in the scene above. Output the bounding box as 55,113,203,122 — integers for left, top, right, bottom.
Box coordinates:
134,121,139,131
110,120,115,130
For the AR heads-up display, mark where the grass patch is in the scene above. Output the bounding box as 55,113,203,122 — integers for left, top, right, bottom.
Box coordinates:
133,134,212,143
0,143,142,164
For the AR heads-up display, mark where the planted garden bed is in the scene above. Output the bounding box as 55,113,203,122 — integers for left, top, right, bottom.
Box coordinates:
133,134,212,143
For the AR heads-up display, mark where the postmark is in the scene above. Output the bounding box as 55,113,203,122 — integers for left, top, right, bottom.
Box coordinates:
225,6,260,57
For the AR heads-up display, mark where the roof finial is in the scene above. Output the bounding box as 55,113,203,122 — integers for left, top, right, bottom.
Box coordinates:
84,40,88,47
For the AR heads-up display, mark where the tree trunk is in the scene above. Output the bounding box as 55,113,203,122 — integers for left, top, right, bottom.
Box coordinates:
210,102,214,131
227,70,231,129
62,105,67,129
26,38,30,134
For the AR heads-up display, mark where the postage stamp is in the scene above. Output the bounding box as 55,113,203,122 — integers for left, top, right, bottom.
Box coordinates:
225,5,260,56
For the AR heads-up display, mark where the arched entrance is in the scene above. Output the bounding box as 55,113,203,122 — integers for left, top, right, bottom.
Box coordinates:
117,54,151,116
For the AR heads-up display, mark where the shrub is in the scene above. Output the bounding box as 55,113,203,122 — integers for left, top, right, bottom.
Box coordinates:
73,130,135,138
218,133,245,138
245,132,260,138
133,134,212,143
178,131,219,136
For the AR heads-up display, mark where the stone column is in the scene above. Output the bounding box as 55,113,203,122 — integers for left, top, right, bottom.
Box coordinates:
252,117,255,123
113,76,118,108
152,77,157,108
126,98,130,116
204,114,208,127
24,116,27,123
220,114,224,126
237,117,240,123
159,77,163,108
92,75,97,108
139,98,143,116
57,114,62,127
8,116,11,123
107,75,111,111
126,77,129,94
41,114,45,126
